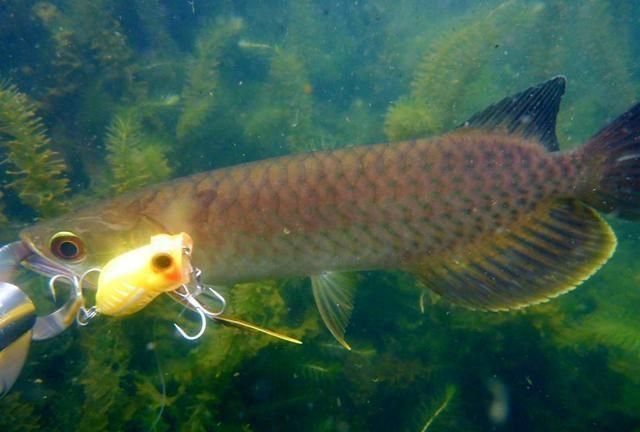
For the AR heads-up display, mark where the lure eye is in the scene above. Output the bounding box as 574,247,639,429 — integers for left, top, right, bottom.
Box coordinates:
151,253,173,272
49,232,86,261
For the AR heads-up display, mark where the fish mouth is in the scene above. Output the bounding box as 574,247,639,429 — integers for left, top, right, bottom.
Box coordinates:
0,240,37,283
21,252,78,280
14,237,80,282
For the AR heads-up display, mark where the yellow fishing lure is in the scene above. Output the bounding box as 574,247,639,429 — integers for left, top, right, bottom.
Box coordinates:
93,232,301,344
95,233,193,317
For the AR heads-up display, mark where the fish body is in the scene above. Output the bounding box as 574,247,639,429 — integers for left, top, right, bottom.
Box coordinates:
74,132,582,285
18,77,640,344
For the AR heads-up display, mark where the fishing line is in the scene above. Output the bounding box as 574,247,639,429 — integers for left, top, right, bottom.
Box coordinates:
147,317,167,432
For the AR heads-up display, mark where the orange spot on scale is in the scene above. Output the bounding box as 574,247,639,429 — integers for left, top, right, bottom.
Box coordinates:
303,83,313,95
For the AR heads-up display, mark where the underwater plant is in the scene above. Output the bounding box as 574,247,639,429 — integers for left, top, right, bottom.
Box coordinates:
75,321,132,432
0,392,41,432
64,0,133,84
243,48,322,153
177,17,244,142
0,81,69,217
2,1,640,431
549,225,640,386
30,2,84,103
384,1,545,141
384,0,639,147
31,0,134,107
415,385,456,432
132,0,179,55
104,113,172,195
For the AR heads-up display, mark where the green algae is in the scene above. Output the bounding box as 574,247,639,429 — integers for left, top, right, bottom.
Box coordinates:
243,48,321,153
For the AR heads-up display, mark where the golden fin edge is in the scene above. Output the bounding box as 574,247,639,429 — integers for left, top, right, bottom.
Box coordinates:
410,200,617,311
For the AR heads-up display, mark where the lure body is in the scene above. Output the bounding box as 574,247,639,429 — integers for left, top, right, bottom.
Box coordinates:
95,233,192,316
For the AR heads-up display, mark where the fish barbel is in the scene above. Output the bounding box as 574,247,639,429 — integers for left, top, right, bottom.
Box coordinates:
18,77,640,347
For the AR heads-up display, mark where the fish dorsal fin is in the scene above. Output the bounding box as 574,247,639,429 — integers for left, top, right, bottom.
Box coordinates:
459,76,566,151
311,272,357,350
408,200,616,311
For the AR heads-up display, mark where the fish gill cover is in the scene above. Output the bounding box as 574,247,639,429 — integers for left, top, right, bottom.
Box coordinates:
1,0,640,431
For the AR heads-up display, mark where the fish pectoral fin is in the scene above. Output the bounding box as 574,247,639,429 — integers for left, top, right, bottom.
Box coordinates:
457,76,566,151
311,272,357,350
409,199,616,311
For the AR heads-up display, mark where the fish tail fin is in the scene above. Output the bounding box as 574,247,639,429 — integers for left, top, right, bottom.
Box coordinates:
580,103,640,219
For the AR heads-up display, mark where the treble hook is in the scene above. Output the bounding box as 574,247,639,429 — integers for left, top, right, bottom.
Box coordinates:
74,268,102,327
172,282,226,340
47,273,77,303
197,287,227,318
173,294,207,341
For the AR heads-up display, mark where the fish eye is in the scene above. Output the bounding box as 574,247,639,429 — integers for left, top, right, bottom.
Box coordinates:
49,232,86,262
151,253,173,272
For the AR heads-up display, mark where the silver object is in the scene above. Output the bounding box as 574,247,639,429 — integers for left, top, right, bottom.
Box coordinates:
0,240,86,397
0,282,36,398
0,241,33,282
32,273,85,340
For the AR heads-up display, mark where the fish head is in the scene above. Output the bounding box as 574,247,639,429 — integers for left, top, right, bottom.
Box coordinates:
19,201,167,283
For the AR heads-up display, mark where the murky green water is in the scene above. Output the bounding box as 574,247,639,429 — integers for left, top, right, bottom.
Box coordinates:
1,1,640,431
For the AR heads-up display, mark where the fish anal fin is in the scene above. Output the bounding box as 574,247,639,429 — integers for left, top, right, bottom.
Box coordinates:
458,76,566,152
409,200,616,311
311,272,357,350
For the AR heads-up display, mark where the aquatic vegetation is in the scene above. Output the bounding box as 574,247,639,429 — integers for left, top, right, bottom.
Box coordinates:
415,385,456,432
563,307,640,357
243,48,320,153
31,2,85,103
556,0,637,144
2,1,640,431
65,0,133,83
384,0,638,146
132,0,179,55
383,97,438,143
0,392,41,432
177,18,243,141
32,0,134,107
0,81,69,216
384,1,545,141
105,113,172,195
76,320,132,432
548,228,640,382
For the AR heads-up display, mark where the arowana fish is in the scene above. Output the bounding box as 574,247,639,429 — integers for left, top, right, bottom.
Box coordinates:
18,77,640,348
